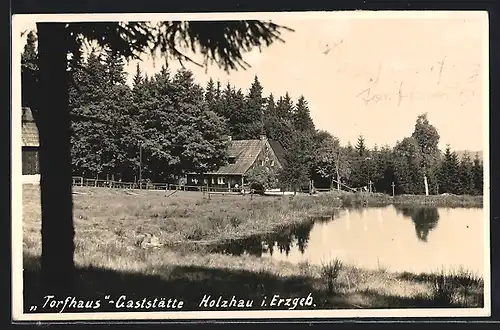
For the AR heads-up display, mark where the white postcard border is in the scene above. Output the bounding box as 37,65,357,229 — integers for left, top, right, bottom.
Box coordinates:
11,11,491,321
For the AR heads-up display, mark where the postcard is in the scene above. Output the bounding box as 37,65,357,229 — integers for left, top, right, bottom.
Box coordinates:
11,10,490,321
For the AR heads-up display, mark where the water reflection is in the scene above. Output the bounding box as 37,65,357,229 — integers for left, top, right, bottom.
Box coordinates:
209,220,315,257
395,206,440,242
209,213,338,257
209,206,484,276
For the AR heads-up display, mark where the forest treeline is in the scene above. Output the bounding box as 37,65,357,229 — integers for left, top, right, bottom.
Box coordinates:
22,32,484,196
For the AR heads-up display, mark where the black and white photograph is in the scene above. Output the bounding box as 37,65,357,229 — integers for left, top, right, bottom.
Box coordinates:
11,11,490,321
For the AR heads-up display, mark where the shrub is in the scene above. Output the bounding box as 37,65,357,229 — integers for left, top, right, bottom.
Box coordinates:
320,258,343,294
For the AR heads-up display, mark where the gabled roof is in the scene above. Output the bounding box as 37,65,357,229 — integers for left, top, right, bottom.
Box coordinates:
268,140,287,166
22,107,39,147
203,137,287,176
206,139,264,175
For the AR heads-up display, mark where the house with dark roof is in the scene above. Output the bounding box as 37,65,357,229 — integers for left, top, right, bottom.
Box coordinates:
22,107,40,176
186,135,286,189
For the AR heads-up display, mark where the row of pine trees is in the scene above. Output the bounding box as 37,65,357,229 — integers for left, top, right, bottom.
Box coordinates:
21,32,484,196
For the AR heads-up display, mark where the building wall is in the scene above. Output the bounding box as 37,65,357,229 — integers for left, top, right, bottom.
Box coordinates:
186,139,284,189
186,174,244,188
246,139,283,178
22,174,40,185
22,147,40,175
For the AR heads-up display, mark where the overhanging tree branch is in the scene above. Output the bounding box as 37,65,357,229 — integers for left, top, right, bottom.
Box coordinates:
65,21,293,72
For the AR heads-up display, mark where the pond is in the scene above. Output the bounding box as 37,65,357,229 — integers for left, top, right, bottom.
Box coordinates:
209,206,485,276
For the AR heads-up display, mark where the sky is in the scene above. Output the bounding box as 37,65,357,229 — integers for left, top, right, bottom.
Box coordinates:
14,12,488,152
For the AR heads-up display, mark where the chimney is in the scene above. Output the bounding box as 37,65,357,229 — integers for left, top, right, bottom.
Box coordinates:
260,134,266,141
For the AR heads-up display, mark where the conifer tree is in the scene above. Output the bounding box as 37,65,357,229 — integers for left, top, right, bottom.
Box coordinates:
458,153,474,195
279,132,315,194
263,93,277,136
102,48,127,85
263,93,295,149
437,145,461,194
472,153,484,195
227,88,247,138
214,80,223,111
204,78,216,111
276,92,294,122
267,93,296,151
374,145,395,194
345,142,355,156
349,135,372,188
293,95,315,134
218,82,235,120
355,134,367,156
132,62,143,88
265,93,277,116
71,52,108,107
243,75,266,138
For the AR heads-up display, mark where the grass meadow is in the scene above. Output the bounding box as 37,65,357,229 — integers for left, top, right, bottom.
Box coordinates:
21,184,484,311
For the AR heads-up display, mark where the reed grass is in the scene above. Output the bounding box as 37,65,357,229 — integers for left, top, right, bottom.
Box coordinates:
21,185,484,310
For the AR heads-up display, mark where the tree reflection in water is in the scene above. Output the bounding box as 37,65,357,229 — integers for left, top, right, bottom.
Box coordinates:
208,211,342,257
209,207,441,257
395,206,440,242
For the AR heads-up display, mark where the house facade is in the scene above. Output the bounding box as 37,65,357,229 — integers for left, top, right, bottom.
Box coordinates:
186,135,286,190
22,107,40,176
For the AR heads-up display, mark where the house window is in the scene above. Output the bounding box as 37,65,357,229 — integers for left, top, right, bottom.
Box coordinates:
22,148,40,175
217,177,225,185
228,156,236,164
261,160,265,166
192,178,199,184
211,178,215,184
204,178,208,184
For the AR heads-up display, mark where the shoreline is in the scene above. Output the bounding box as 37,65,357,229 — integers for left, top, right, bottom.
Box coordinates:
330,190,483,208
21,185,485,309
22,245,484,310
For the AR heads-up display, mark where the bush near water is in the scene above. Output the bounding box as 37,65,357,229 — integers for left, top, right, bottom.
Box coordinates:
23,185,484,310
